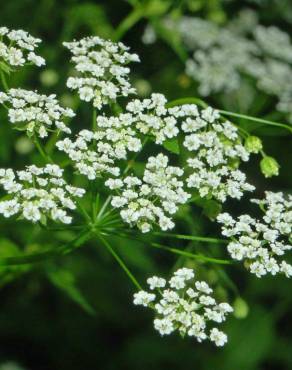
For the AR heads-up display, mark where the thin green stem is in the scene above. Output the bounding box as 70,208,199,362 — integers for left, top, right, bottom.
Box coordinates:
219,110,292,134
34,136,54,163
76,199,92,224
167,97,292,134
0,228,91,266
45,131,60,155
0,70,9,92
113,7,144,41
96,196,112,220
149,231,228,245
114,232,231,265
94,232,142,290
92,108,97,131
166,97,208,109
148,242,232,265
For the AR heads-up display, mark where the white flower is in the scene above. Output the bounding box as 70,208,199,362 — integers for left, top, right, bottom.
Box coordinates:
64,36,139,108
182,106,254,202
133,291,156,306
1,89,73,138
0,27,45,68
154,318,174,335
108,153,190,233
147,276,166,290
57,122,141,179
125,93,181,144
209,328,228,347
134,268,232,346
217,191,292,278
0,165,85,225
151,13,292,123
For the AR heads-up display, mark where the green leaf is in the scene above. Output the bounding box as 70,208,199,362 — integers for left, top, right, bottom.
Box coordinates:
48,268,96,316
163,138,180,154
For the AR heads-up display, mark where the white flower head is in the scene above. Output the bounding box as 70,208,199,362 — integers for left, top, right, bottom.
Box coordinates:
0,164,85,224
0,27,45,68
64,36,139,108
134,268,233,346
1,88,74,138
182,106,254,202
108,153,190,233
217,191,292,278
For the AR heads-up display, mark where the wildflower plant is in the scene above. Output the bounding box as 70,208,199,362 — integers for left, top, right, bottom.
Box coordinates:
0,24,291,351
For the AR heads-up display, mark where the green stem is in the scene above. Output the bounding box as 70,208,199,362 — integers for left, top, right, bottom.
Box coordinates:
0,70,9,92
97,196,112,220
45,131,60,155
148,242,232,265
149,231,228,244
167,97,292,134
94,232,142,290
76,199,92,224
92,108,97,131
0,228,91,266
114,232,231,265
113,7,144,41
34,136,54,163
219,110,292,134
166,97,208,109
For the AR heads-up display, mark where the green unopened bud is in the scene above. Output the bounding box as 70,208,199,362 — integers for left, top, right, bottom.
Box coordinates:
229,158,240,170
40,69,59,87
245,136,263,153
233,297,249,319
260,156,280,178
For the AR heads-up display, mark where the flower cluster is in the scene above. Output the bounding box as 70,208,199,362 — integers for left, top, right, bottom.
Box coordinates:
56,120,142,180
217,191,292,277
0,26,45,68
182,107,254,202
64,36,139,108
126,93,185,144
106,153,190,233
0,88,74,138
0,164,85,224
133,268,233,346
143,11,292,122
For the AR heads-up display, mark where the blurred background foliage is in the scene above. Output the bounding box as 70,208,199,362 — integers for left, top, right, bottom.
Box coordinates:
0,0,291,369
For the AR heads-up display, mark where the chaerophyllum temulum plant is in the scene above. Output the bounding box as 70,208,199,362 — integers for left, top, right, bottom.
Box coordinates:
0,25,291,347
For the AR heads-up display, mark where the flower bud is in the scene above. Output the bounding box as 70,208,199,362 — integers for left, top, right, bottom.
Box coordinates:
245,136,263,153
260,156,280,178
233,297,249,319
